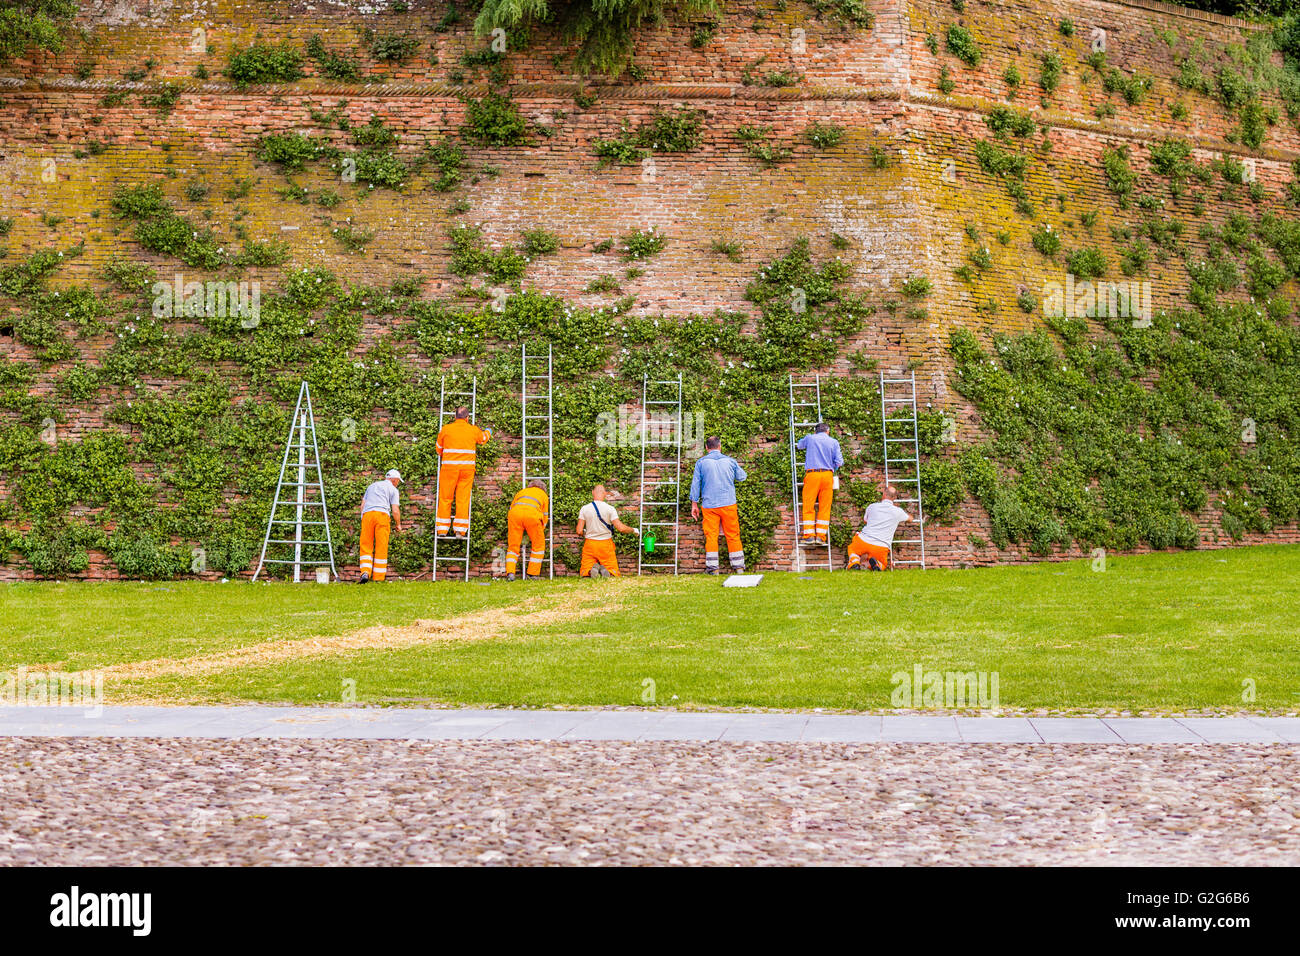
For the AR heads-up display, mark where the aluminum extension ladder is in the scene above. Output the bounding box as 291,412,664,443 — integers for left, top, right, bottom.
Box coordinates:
789,374,833,572
251,381,338,582
638,373,683,575
520,343,554,579
431,375,477,581
879,370,927,569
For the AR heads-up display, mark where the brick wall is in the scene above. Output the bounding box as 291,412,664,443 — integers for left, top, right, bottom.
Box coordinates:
0,0,1297,579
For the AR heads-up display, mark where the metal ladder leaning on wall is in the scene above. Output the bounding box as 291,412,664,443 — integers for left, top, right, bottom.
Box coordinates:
789,374,833,572
638,373,683,575
252,381,338,582
431,375,477,582
520,344,554,579
878,370,927,570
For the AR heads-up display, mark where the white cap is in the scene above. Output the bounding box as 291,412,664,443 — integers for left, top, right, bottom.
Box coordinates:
386,469,403,483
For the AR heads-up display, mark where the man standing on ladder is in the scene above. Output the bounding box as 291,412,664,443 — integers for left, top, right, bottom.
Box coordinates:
846,484,911,571
795,422,843,544
577,485,639,578
689,436,747,575
435,406,492,539
505,480,549,581
359,469,403,583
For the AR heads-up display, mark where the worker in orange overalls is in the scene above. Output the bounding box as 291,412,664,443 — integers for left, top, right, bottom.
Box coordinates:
435,406,492,538
576,484,639,578
689,436,748,574
847,485,912,571
358,469,403,583
506,479,549,580
795,422,844,543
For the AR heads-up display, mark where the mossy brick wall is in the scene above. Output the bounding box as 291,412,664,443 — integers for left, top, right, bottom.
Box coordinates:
0,0,1297,580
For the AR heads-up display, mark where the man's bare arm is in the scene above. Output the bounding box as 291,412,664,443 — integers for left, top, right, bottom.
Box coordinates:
614,518,636,534
576,518,586,536
392,505,402,533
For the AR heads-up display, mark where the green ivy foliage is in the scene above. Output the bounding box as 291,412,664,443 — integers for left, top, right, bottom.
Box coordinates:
4,233,953,577
948,254,1300,553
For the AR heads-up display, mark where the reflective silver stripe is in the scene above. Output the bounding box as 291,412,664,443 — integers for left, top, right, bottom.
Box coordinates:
441,448,477,454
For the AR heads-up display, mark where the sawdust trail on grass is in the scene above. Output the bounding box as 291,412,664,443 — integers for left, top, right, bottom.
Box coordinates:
91,583,652,686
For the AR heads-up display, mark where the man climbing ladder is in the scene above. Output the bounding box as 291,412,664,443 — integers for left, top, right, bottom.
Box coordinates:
435,406,492,538
795,423,843,543
506,480,549,581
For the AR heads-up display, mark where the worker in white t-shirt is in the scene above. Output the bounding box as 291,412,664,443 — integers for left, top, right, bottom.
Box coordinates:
359,469,403,582
847,484,911,571
576,484,638,578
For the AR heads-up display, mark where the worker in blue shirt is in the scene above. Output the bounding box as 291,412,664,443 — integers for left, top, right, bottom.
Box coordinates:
795,423,844,543
689,436,748,574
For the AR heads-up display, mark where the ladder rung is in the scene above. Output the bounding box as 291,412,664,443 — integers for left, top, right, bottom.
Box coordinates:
258,559,333,566
640,563,677,567
641,522,677,527
264,539,332,545
270,519,329,525
888,477,920,483
893,539,924,544
645,400,679,405
640,501,678,506
272,502,325,508
644,460,678,465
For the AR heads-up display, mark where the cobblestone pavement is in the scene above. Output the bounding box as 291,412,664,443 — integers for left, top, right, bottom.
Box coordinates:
2,738,1297,865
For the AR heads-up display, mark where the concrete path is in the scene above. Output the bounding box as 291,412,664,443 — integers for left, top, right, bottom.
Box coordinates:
0,706,1297,743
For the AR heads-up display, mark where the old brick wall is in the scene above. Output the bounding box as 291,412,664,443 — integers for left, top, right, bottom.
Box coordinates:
0,0,1297,579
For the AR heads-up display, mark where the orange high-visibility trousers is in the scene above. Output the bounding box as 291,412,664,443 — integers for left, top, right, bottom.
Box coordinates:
580,539,621,577
360,510,391,581
847,533,890,570
702,504,744,571
436,463,475,536
801,470,834,541
506,508,545,576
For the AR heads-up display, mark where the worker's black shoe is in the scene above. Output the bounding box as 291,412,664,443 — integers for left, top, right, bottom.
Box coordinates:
704,567,720,575
867,557,883,571
358,573,370,584
506,573,516,582
847,562,862,571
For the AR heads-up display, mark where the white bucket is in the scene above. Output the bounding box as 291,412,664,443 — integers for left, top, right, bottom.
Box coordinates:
315,567,331,584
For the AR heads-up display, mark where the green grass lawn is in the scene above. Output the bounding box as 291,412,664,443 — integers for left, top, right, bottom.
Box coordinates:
2,545,1298,713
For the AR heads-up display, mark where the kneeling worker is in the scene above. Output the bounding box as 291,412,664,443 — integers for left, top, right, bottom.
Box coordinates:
689,436,748,574
359,469,402,583
577,485,639,578
506,479,549,581
847,484,911,571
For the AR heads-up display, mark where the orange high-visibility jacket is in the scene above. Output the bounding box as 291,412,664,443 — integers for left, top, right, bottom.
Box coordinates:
511,487,550,524
436,419,492,465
